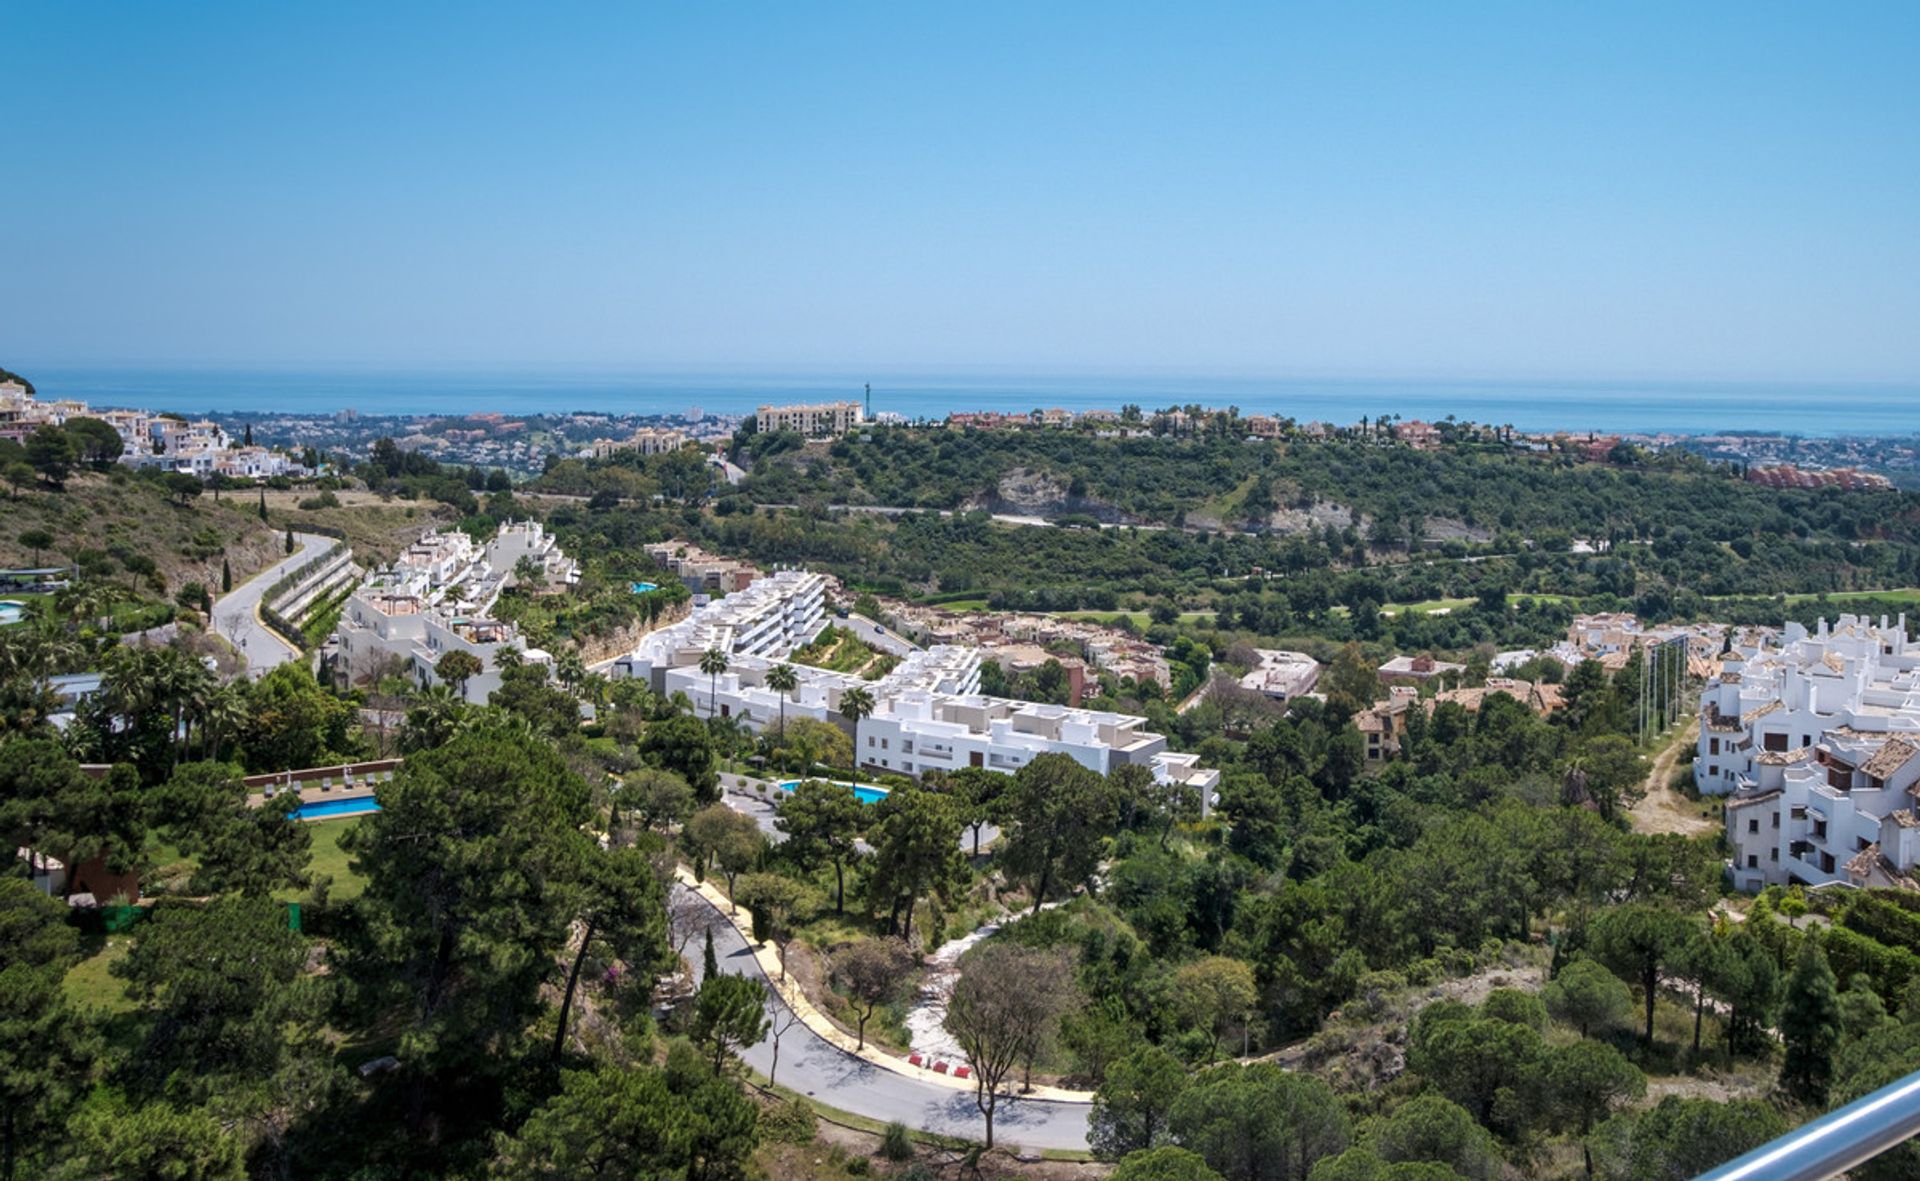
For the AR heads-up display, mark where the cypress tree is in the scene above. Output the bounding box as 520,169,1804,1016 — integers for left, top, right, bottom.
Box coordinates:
702,928,718,982
221,557,232,593
285,529,295,555
258,488,267,520
1781,942,1840,1104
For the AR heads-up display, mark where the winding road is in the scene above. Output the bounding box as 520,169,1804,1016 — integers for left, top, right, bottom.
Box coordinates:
677,884,1091,1151
211,531,331,678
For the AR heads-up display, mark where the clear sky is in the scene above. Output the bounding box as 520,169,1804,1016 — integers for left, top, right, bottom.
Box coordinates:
2,2,1916,381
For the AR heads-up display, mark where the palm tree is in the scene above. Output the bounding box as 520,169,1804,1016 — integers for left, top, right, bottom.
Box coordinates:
839,686,875,773
403,683,465,752
199,682,250,762
555,650,587,693
766,663,799,736
699,647,728,719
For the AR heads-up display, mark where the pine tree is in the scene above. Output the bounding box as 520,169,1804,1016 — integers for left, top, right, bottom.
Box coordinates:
1781,943,1841,1104
221,557,232,593
702,927,718,981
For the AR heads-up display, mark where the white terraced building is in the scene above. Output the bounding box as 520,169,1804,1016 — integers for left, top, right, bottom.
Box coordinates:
1701,615,1920,893
615,569,1220,804
332,522,574,700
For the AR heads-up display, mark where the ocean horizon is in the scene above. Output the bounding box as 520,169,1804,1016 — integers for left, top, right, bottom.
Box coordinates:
15,365,1920,438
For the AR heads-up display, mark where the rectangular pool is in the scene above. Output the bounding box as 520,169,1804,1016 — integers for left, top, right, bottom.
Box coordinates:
292,795,382,821
776,779,890,805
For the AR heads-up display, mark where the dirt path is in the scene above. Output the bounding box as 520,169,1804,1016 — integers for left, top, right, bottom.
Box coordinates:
1627,716,1718,837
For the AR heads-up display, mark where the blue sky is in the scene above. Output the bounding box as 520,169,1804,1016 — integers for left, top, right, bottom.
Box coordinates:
2,2,1915,380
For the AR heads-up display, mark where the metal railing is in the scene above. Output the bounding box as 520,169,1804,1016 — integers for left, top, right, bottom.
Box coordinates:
1696,1069,1920,1180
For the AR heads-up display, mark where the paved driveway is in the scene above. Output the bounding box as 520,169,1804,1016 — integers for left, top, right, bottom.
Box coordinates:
211,531,331,678
677,884,1090,1150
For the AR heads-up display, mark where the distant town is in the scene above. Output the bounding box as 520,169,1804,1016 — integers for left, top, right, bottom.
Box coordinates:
6,372,1918,490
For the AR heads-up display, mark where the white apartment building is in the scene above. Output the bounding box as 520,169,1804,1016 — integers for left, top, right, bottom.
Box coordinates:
1701,615,1920,892
615,568,1220,804
755,401,865,437
332,522,570,699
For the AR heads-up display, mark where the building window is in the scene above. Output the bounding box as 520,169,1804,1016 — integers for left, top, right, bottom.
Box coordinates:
1748,818,1759,834
1772,813,1780,828
1764,733,1789,752
1710,737,1721,755
1747,855,1759,869
1709,766,1718,776
1771,848,1779,861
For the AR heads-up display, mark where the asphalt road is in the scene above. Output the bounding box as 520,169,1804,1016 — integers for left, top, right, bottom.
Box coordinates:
211,531,331,678
677,883,1091,1151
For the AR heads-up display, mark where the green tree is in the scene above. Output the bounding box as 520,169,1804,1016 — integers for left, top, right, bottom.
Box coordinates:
0,880,91,1181
62,417,124,468
640,714,720,803
435,649,484,701
831,937,915,1051
698,647,729,718
620,767,695,836
1590,904,1694,1043
551,843,669,1064
114,896,319,1108
866,783,963,942
1544,957,1633,1038
775,778,864,911
1569,736,1650,822
1588,1096,1785,1181
839,685,875,768
17,530,53,565
24,427,75,488
1371,1094,1502,1181
1167,1062,1349,1181
1092,1043,1189,1159
691,972,769,1074
1407,1006,1546,1135
51,1099,246,1181
733,871,815,981
1002,752,1119,913
493,1065,696,1179
160,761,311,897
1544,1041,1645,1176
338,727,592,1129
239,662,352,772
765,662,798,735
1113,1147,1229,1181
1780,942,1842,1105
219,556,232,593
1173,955,1259,1060
1832,1023,1920,1181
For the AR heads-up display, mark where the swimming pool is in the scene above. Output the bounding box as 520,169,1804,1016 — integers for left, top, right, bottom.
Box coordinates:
776,779,890,805
292,795,382,821
630,581,659,593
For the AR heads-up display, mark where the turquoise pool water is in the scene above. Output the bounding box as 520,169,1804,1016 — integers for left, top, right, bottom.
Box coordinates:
630,581,659,593
292,796,381,821
776,779,890,805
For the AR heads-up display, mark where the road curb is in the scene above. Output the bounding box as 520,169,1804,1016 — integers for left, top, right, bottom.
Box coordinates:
677,866,1093,1104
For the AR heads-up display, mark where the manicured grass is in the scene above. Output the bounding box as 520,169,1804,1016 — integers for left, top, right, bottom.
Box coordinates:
285,816,369,903
1382,597,1475,615
64,934,134,1013
1055,609,1215,627
1707,587,1920,607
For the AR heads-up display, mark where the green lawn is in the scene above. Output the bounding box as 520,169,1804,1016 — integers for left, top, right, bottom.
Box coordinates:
284,816,368,903
1381,597,1475,615
1055,609,1216,627
1706,587,1920,607
64,934,134,1013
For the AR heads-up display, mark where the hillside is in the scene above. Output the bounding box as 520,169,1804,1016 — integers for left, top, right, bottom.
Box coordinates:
1,472,288,596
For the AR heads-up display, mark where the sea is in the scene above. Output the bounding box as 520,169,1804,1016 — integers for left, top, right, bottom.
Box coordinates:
19,366,1920,437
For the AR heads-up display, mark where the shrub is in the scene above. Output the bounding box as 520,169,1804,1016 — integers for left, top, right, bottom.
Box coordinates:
844,1158,869,1176
762,1098,817,1144
879,1121,914,1162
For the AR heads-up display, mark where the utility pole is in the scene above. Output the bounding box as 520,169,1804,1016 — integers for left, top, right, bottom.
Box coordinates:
864,382,871,420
